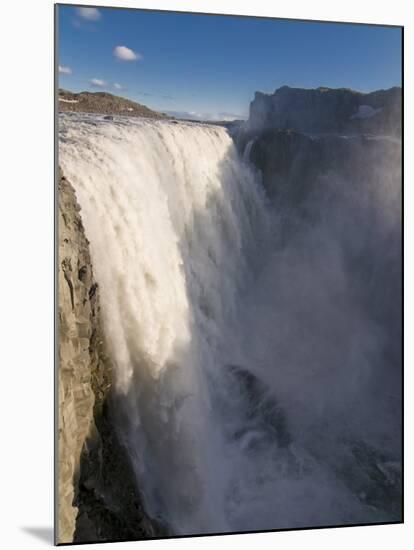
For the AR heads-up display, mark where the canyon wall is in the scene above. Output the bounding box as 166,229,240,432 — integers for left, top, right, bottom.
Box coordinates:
229,86,402,524
234,85,402,207
247,85,401,136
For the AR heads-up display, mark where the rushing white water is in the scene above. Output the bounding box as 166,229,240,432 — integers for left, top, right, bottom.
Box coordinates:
59,113,270,533
59,113,401,535
242,139,255,163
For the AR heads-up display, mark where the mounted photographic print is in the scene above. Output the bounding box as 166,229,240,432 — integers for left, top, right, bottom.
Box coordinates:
55,3,403,545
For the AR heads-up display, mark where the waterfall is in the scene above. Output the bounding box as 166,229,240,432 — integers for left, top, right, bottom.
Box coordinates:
59,113,269,534
59,113,401,534
242,139,255,164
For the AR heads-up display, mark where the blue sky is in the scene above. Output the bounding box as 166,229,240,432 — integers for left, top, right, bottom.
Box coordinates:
58,5,402,120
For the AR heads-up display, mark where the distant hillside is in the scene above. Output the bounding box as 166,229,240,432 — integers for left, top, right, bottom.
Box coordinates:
58,89,169,119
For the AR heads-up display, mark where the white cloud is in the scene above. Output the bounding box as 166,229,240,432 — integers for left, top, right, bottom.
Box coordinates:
59,65,72,75
76,7,101,21
114,45,141,61
113,83,123,90
90,78,107,88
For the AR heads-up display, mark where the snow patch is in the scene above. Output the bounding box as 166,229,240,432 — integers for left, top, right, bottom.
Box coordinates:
351,105,382,120
59,98,79,104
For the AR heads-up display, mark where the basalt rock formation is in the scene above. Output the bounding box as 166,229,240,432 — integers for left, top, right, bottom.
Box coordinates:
57,170,159,543
248,85,401,136
247,129,401,207
234,85,401,207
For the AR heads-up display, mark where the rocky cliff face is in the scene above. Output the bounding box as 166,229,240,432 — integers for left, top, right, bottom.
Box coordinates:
233,85,402,206
58,171,159,544
248,85,401,136
245,129,401,208
58,170,101,543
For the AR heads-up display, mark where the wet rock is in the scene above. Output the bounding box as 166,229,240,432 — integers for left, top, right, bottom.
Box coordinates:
223,365,292,450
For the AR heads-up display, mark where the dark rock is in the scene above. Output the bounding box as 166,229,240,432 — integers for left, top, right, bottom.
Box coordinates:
237,128,401,215
78,265,88,282
73,400,165,543
248,85,401,136
334,440,402,520
222,365,292,450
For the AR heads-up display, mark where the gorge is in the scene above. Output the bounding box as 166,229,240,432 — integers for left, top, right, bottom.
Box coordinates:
57,86,402,543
